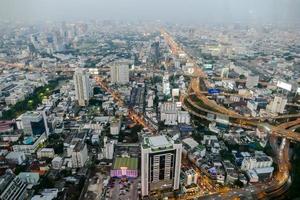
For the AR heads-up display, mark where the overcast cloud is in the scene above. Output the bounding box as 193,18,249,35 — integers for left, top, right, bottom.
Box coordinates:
0,0,299,24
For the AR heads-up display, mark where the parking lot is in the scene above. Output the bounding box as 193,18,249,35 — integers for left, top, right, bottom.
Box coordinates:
107,177,140,200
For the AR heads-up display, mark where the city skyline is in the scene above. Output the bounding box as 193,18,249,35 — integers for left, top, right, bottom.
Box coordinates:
0,1,299,200
0,0,300,24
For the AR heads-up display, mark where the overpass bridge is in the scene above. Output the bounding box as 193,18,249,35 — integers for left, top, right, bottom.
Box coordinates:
161,29,300,143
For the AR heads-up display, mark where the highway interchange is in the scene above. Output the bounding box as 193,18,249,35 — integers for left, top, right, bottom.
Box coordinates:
93,29,300,200
161,29,300,199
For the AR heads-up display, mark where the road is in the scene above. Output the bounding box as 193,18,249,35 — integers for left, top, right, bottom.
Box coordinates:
161,28,300,199
94,76,157,134
161,29,300,142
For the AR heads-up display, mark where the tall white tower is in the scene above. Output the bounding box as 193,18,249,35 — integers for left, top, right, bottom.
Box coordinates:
110,63,129,84
267,96,287,114
74,68,92,106
141,135,182,197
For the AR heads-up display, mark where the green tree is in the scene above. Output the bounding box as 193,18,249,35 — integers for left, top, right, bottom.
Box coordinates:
239,74,246,80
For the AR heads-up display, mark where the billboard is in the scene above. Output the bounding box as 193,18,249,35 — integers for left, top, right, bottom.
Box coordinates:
277,81,292,91
208,88,221,95
176,102,182,108
172,88,180,97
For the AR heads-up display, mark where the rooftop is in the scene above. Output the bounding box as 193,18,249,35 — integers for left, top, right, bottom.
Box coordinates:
182,138,199,149
0,172,14,194
22,111,41,118
112,157,138,170
142,135,174,150
254,167,274,174
148,135,171,148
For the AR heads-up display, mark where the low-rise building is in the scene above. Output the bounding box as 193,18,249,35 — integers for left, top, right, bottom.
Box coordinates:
37,148,55,159
254,167,274,181
223,160,238,184
31,188,59,200
13,133,47,154
241,151,273,171
18,172,40,185
5,152,26,165
246,170,259,183
182,137,199,153
51,157,63,170
183,168,198,186
110,157,138,178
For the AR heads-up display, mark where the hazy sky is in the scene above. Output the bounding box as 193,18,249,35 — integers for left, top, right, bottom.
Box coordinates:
0,0,299,24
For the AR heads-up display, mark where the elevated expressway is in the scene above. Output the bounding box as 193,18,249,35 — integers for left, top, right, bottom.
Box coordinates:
161,28,300,199
161,29,300,142
180,128,292,200
187,75,300,120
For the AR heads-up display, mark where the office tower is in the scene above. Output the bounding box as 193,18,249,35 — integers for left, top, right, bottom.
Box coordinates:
174,60,180,69
71,141,88,168
160,102,178,125
110,63,129,84
0,171,27,200
246,75,259,89
16,111,46,136
36,106,50,136
183,168,198,186
267,96,287,114
104,140,115,159
177,111,191,125
150,41,160,65
221,67,230,78
103,136,116,160
110,118,121,135
74,68,92,106
141,135,182,197
162,74,170,96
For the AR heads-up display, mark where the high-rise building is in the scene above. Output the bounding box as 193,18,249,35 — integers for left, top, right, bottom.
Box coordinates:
160,102,178,125
110,118,121,135
174,60,181,69
16,111,47,136
266,96,287,114
110,63,129,84
37,106,50,136
103,137,116,160
221,67,230,78
141,135,182,197
183,168,198,186
0,171,27,200
177,111,191,125
162,74,171,96
74,68,92,106
150,41,160,65
246,75,259,89
71,141,88,168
